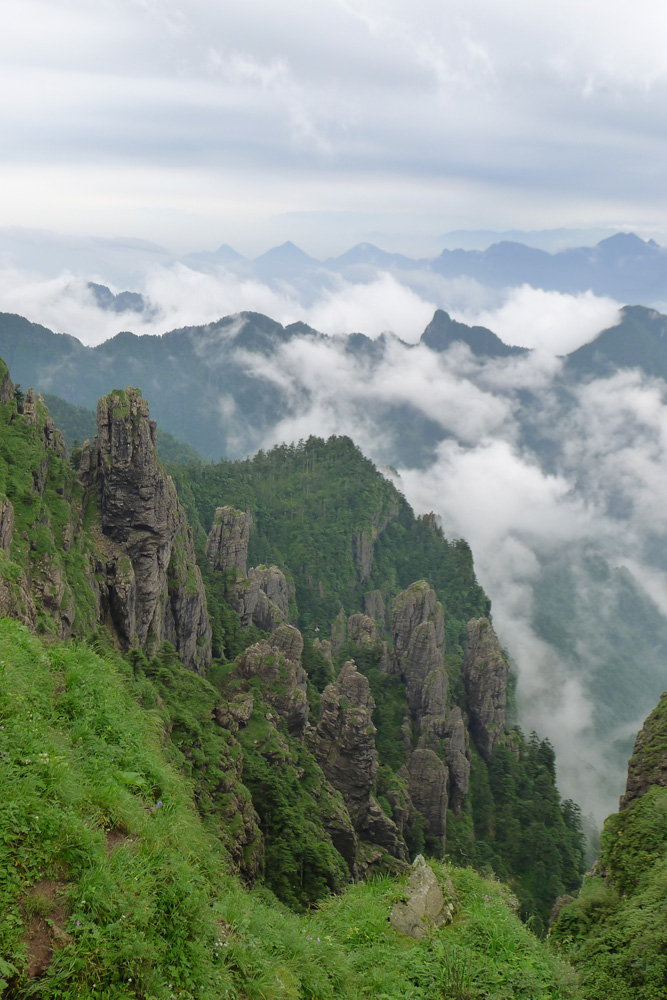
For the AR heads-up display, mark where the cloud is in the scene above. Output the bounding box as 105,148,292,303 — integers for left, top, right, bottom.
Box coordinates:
453,285,622,354
5,0,667,248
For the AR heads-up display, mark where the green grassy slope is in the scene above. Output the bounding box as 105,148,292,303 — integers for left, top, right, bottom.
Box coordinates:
0,619,581,999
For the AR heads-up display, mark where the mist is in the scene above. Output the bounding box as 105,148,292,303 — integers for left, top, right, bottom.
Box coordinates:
0,257,660,822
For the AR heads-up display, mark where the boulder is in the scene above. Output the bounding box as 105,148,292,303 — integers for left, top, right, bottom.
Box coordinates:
390,855,456,940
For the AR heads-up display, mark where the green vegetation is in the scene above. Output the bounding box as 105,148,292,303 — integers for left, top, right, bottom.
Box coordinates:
0,389,97,635
448,735,585,936
0,359,592,994
168,435,583,928
0,620,582,998
552,786,667,998
170,435,489,649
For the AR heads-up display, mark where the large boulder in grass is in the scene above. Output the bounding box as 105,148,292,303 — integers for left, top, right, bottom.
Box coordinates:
390,855,457,940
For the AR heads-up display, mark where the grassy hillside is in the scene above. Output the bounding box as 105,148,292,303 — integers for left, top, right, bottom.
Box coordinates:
0,619,582,998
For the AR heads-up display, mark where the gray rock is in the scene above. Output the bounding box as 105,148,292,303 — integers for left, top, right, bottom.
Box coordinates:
309,660,407,863
330,608,347,656
620,691,667,809
0,497,14,554
442,707,470,814
407,749,448,845
364,589,386,626
389,855,456,940
347,613,380,648
206,506,252,576
230,564,290,633
462,618,508,761
0,364,14,403
81,387,211,673
391,582,445,716
235,625,308,737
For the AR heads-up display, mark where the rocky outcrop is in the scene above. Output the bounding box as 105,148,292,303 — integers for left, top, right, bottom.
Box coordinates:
309,661,378,825
206,506,252,576
205,509,292,633
364,589,386,626
235,625,308,736
351,500,400,582
347,613,379,649
330,608,347,656
405,749,449,846
309,660,407,865
231,565,290,632
0,361,14,404
0,497,14,554
390,855,457,940
21,392,68,479
442,707,470,814
462,617,508,761
391,581,445,715
80,387,211,673
620,692,667,809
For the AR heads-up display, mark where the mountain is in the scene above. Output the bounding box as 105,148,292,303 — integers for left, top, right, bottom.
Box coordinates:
0,354,589,994
3,304,667,822
0,307,532,464
180,242,247,272
87,282,147,315
431,233,667,302
565,304,667,379
251,241,322,283
421,308,528,358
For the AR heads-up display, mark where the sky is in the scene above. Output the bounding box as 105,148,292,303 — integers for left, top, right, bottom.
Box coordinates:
3,0,667,256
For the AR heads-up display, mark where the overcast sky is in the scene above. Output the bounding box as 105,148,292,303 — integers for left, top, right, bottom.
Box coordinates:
3,0,667,256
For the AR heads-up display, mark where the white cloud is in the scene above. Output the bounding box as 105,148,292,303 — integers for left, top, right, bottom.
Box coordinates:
454,285,622,354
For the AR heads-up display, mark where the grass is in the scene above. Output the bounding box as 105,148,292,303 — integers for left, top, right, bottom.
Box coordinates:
0,617,583,999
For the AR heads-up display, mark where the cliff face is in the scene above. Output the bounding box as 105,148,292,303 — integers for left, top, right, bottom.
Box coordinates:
234,624,309,737
206,506,291,634
387,581,471,835
620,691,667,809
462,617,508,762
206,506,252,575
308,660,407,870
80,387,211,673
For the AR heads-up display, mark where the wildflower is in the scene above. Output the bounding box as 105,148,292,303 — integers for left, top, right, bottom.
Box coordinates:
156,801,163,809
76,920,81,926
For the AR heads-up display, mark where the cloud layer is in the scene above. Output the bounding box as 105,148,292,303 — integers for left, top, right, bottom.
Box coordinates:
4,0,667,251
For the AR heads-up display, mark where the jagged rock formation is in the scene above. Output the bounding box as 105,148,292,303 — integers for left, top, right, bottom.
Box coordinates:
391,581,446,715
442,707,470,814
364,589,386,626
79,387,211,673
233,565,290,632
620,691,667,809
206,506,291,633
0,359,13,403
388,581,470,825
405,749,449,845
308,660,407,870
351,499,399,582
0,497,13,555
390,855,457,940
206,506,252,575
462,617,508,761
235,624,308,736
347,613,379,648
